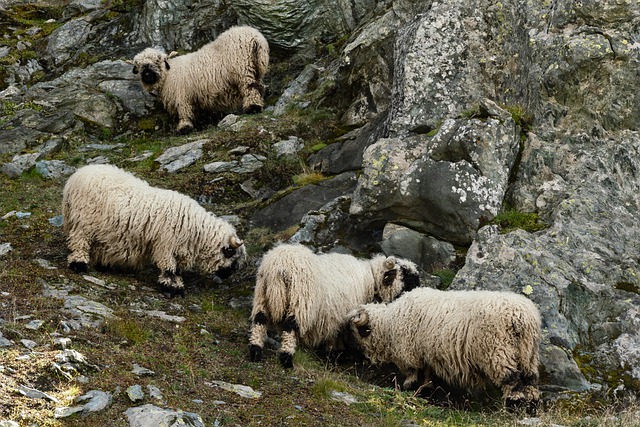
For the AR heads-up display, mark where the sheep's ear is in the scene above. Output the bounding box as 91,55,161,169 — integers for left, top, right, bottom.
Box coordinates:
352,310,371,338
384,257,396,270
352,309,369,327
132,66,138,74
230,236,243,248
164,59,170,70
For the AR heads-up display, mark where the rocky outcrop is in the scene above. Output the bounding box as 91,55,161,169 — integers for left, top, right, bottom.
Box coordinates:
1,0,639,405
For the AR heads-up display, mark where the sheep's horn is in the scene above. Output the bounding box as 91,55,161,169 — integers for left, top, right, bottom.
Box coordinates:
352,310,369,327
384,257,396,270
230,236,243,248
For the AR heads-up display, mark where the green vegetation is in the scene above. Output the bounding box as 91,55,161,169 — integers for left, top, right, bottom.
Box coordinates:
432,267,458,289
491,206,547,233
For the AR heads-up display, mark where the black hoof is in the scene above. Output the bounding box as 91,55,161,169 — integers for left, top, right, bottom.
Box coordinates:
243,104,262,114
249,345,263,362
161,286,185,298
69,261,88,273
279,352,293,369
176,125,193,135
506,398,538,415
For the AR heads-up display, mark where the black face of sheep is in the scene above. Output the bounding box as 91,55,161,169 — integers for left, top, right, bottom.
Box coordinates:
401,266,420,293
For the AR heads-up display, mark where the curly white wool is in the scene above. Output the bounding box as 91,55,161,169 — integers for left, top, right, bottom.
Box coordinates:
62,164,245,293
132,26,269,133
249,243,420,368
349,287,541,409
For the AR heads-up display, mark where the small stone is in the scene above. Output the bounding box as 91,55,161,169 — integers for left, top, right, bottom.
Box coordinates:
48,215,64,227
53,337,71,349
16,385,59,402
126,385,144,402
25,319,44,330
330,390,358,405
132,363,155,376
145,310,185,323
206,380,262,399
35,258,57,269
54,406,84,418
147,385,163,402
20,339,37,349
0,243,12,256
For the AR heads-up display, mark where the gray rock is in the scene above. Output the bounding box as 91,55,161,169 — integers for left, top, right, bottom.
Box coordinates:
45,18,92,67
380,224,455,273
155,139,206,173
0,421,20,427
25,320,44,330
273,136,304,158
143,310,186,323
251,172,358,232
147,385,164,402
203,160,238,173
75,389,112,412
132,364,155,376
124,404,205,427
48,215,64,227
217,114,239,129
1,152,40,177
0,243,12,257
351,106,520,246
16,385,59,403
272,65,319,116
20,339,37,350
0,335,13,347
330,390,358,405
34,160,76,179
207,380,262,399
126,385,144,402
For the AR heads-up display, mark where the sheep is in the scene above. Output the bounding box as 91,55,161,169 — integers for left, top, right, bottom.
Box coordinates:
62,164,245,296
248,243,421,368
132,25,269,133
348,287,541,411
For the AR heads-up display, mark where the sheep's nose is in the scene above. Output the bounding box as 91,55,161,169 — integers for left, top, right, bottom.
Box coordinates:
141,68,158,84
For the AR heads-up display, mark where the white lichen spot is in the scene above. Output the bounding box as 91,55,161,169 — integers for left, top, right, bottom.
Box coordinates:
522,285,534,295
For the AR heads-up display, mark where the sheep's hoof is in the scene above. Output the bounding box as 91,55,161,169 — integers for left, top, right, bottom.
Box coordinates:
243,104,262,114
506,397,538,415
69,261,88,273
176,124,193,134
278,352,294,369
161,285,185,298
249,345,263,362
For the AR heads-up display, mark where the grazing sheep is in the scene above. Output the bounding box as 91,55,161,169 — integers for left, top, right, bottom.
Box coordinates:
132,25,269,133
62,164,245,295
249,243,421,368
348,287,541,411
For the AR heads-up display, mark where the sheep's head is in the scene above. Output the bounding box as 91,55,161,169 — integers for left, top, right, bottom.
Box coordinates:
199,220,247,280
132,47,170,94
374,256,421,302
215,235,246,279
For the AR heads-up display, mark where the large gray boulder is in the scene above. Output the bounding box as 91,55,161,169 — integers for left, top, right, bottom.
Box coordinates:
350,100,520,246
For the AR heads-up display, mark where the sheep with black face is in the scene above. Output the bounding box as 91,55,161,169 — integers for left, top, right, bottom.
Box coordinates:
132,25,269,133
249,243,421,368
62,164,245,296
348,287,541,412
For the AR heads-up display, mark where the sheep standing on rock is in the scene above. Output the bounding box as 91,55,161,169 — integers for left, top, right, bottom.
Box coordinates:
249,243,421,368
348,287,541,411
62,164,245,295
132,25,269,133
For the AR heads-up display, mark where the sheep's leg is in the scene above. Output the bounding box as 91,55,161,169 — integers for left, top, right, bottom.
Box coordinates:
176,103,195,134
158,271,185,297
249,311,268,362
278,315,299,369
491,363,540,414
66,231,91,273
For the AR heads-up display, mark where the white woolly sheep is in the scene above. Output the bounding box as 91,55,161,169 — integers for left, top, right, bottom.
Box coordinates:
348,287,541,411
249,243,421,368
132,25,269,133
62,164,245,296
